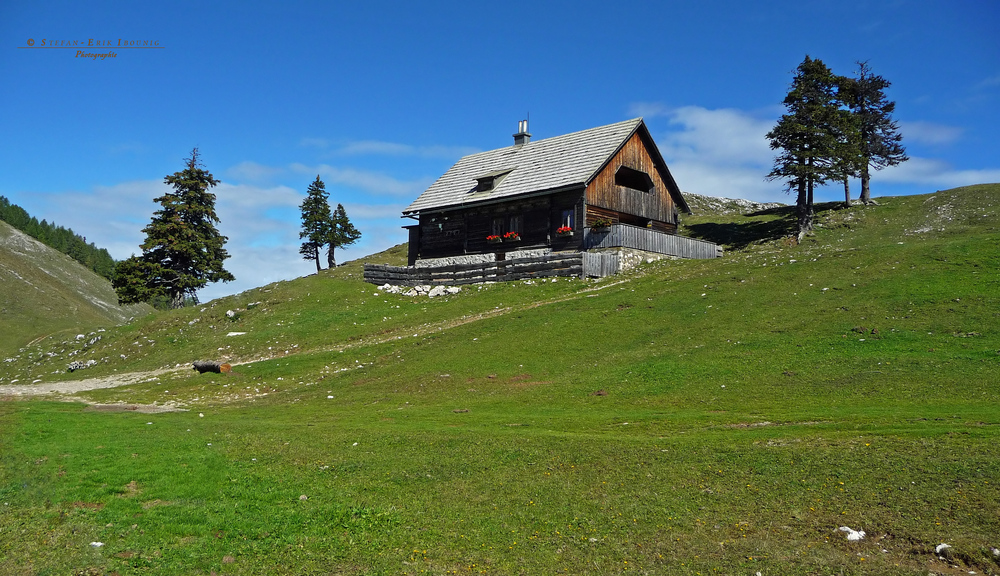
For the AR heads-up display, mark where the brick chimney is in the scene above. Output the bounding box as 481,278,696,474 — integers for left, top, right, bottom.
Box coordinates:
513,119,531,146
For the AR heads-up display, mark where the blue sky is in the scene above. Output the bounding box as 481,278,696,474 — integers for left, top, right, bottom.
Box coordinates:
2,0,997,300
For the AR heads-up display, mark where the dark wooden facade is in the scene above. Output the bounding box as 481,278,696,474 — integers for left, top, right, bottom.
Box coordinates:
407,122,686,264
584,130,679,233
411,189,586,261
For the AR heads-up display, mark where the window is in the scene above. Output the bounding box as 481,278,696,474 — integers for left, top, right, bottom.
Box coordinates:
560,209,574,230
491,214,522,238
615,166,654,193
509,215,523,235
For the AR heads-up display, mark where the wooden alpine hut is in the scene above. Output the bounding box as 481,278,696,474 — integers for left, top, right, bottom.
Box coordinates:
364,118,719,286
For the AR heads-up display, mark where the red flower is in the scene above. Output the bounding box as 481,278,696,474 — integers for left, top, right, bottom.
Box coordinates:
556,226,573,234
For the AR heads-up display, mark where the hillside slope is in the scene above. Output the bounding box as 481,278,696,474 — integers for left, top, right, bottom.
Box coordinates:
0,221,149,353
1,185,998,575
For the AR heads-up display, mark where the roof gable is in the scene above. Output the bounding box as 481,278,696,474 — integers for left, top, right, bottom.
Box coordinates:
403,118,644,214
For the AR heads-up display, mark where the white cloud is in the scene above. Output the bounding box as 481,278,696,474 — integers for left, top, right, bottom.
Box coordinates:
22,180,169,260
290,163,432,197
225,161,286,183
628,102,672,118
672,162,783,203
200,182,310,296
299,137,330,149
879,157,1000,187
202,192,410,300
898,121,963,146
336,140,479,159
337,140,414,155
301,136,478,159
337,202,408,221
198,243,308,302
637,103,1000,201
213,184,300,258
977,75,1000,88
215,182,300,211
13,167,420,302
657,106,776,166
198,199,409,301
636,104,782,200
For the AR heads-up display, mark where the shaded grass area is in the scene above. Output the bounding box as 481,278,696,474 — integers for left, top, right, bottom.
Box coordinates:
682,203,798,250
2,185,1000,574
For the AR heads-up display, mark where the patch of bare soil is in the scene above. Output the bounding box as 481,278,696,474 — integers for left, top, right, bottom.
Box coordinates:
0,366,186,397
83,403,187,413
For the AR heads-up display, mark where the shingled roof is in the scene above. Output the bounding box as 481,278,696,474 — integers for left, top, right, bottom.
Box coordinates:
404,118,661,215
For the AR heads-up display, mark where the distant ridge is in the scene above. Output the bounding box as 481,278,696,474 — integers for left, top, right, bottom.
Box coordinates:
683,192,784,216
0,221,149,353
0,195,116,279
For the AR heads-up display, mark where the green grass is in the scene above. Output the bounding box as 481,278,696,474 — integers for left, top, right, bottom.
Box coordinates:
0,221,150,355
2,185,1000,575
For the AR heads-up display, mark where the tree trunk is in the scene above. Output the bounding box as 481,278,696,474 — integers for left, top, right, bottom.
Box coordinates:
860,164,872,204
193,361,231,374
796,180,809,242
313,245,322,273
843,177,852,207
171,291,186,309
327,244,336,268
800,178,815,239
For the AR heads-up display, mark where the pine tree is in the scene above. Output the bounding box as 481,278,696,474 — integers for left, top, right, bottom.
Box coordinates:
841,61,908,204
766,56,845,240
298,176,333,272
832,75,866,208
113,148,234,308
326,203,361,268
112,255,164,305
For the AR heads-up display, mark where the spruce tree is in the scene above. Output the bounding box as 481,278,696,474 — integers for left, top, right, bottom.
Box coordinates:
832,76,865,208
298,176,333,272
841,61,908,204
766,56,845,240
112,255,164,305
113,148,233,308
326,203,361,268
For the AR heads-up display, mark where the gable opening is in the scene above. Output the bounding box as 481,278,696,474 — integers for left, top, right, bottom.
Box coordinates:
614,165,654,193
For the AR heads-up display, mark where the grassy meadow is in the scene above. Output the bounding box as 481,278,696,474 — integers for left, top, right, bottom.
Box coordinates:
0,221,150,354
1,184,999,575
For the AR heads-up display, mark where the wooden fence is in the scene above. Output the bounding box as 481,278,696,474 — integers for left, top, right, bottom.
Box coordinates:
582,252,620,277
584,224,721,259
365,228,719,286
364,252,585,286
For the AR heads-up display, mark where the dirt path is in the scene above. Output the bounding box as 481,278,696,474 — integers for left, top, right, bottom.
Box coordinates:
1,278,627,398
0,366,186,397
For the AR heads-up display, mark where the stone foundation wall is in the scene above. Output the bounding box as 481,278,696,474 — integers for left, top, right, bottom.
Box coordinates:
365,252,582,286
413,248,553,268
